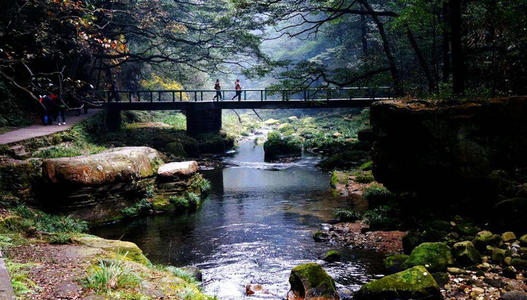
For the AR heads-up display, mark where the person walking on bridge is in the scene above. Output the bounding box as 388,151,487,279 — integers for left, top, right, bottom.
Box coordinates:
231,79,242,101
213,79,222,101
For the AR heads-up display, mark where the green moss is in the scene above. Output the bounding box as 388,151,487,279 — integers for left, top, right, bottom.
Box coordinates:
362,183,394,207
330,171,347,188
352,170,374,184
289,263,338,298
452,241,481,266
359,161,373,170
355,266,441,300
472,230,501,251
322,250,341,262
313,231,328,242
511,258,527,270
401,242,454,272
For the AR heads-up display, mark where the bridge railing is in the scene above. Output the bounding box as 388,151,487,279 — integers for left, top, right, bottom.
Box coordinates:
92,87,392,103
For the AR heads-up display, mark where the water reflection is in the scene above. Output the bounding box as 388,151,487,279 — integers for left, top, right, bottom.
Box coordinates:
93,140,383,299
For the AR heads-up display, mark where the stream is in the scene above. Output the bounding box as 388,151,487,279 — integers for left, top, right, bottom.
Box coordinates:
93,136,383,299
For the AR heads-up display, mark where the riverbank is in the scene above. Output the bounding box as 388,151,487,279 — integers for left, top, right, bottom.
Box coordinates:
0,206,211,299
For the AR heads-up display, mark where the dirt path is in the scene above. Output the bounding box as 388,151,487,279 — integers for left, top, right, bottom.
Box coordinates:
0,110,101,145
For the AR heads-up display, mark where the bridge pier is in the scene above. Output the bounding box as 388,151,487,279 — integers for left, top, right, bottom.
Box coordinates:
105,106,122,131
186,103,222,136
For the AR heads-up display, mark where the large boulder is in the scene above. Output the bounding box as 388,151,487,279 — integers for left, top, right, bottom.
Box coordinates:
42,147,163,185
39,147,164,223
472,231,501,251
401,242,454,272
157,161,198,180
370,98,527,215
287,263,339,300
354,266,442,300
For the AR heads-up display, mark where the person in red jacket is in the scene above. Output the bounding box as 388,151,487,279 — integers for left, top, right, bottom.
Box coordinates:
231,79,242,101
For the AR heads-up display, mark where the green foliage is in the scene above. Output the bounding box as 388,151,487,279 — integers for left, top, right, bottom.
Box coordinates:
33,146,83,158
167,267,197,283
47,232,74,244
82,259,140,293
12,205,88,234
335,208,362,222
169,192,201,211
121,198,153,218
363,184,395,207
6,260,38,297
363,205,400,230
263,130,302,161
352,170,375,184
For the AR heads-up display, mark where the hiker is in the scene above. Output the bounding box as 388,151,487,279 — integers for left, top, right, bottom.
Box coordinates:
231,79,242,101
212,79,222,101
40,95,52,125
51,94,66,125
109,82,120,102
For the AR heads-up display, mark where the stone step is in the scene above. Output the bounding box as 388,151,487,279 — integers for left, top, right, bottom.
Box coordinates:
8,145,30,159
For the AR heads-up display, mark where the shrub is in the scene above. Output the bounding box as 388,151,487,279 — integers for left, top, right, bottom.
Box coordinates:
13,205,88,233
170,196,189,210
335,209,362,222
363,205,400,230
82,259,140,292
353,170,375,184
47,232,73,244
120,198,152,218
362,184,394,207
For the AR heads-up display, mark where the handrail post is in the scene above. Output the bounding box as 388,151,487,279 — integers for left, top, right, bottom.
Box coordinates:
172,91,175,102
194,91,197,102
150,91,153,102
158,91,161,102
137,92,140,102
260,90,263,101
179,91,182,101
244,90,247,101
264,90,267,100
129,92,132,103
200,91,203,101
222,91,225,100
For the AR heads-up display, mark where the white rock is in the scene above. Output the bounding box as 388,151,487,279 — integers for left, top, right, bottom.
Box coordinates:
157,161,199,178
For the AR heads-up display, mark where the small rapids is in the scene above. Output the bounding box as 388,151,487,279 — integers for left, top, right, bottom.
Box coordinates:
93,135,383,299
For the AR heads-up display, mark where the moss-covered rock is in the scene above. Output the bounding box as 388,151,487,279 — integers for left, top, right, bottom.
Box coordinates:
165,141,187,157
263,131,301,161
288,263,339,300
489,246,507,264
472,231,501,251
501,231,517,242
313,231,329,242
520,234,527,247
511,258,527,270
453,241,481,266
73,235,150,265
401,242,454,272
384,254,409,274
322,250,341,263
354,266,442,300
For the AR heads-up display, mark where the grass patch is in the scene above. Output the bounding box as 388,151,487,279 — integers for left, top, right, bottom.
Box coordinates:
335,208,362,222
11,205,88,234
6,260,38,297
82,258,140,293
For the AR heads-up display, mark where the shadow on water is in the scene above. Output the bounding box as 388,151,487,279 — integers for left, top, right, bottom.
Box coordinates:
92,139,384,299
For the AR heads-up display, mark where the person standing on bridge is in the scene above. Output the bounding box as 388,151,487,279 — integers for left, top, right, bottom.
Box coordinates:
213,79,222,101
231,79,242,101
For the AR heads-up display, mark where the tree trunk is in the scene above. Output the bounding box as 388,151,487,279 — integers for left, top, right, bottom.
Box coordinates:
361,14,368,56
405,25,436,93
360,0,403,96
449,0,464,95
441,0,451,83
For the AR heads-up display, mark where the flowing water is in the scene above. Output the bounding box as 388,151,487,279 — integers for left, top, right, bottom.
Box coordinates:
93,137,383,299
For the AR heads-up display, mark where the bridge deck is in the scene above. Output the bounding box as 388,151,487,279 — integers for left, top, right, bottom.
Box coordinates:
100,98,389,110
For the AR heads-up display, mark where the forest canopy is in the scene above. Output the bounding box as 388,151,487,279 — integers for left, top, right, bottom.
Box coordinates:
0,0,526,125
